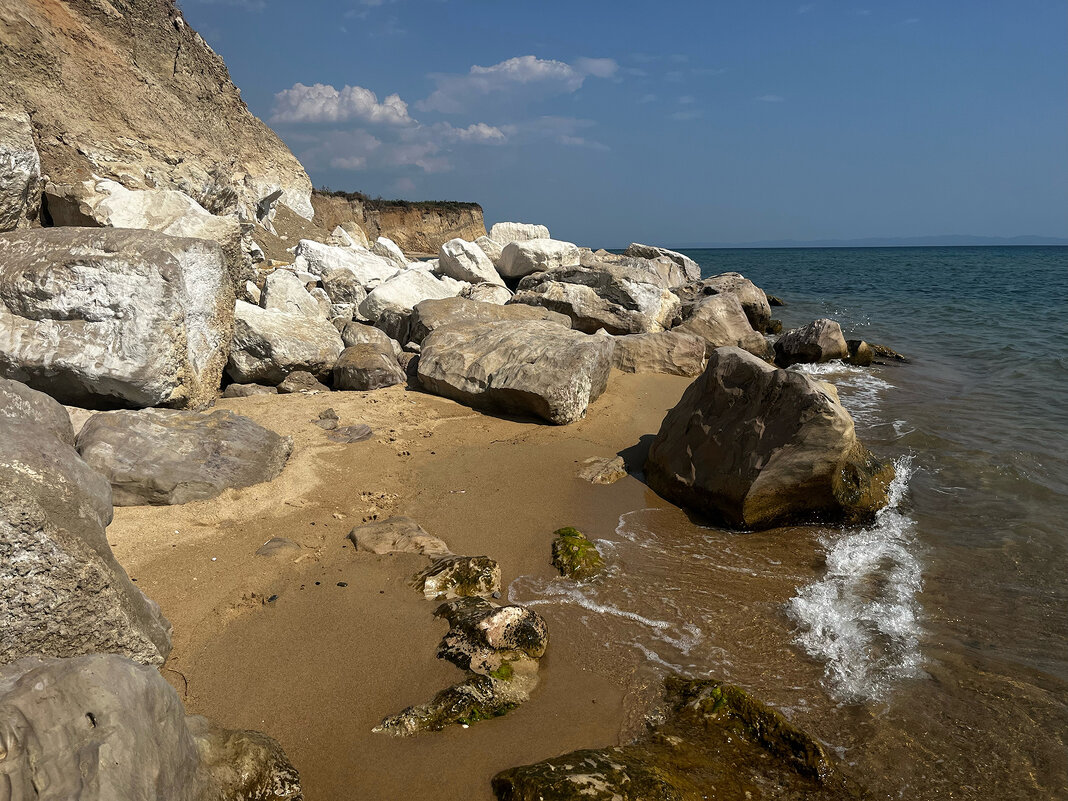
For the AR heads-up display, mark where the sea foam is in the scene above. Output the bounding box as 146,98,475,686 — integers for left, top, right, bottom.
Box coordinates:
787,456,924,702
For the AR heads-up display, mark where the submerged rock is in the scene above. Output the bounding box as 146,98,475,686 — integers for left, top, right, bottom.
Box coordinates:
492,676,864,801
551,527,605,580
645,347,894,529
413,555,501,600
417,320,614,425
76,409,292,506
870,342,909,363
0,228,234,409
0,654,301,801
774,318,849,367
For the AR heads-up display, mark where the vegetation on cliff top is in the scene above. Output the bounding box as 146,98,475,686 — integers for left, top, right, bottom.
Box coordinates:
315,187,482,212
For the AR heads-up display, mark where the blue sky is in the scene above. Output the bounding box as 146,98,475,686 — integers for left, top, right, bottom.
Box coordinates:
180,0,1066,246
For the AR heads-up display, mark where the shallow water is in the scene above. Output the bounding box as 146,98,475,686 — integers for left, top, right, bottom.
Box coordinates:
511,247,1068,798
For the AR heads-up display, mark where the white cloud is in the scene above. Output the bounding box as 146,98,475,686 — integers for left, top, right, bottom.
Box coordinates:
419,55,618,113
756,94,785,102
272,83,414,125
638,93,658,104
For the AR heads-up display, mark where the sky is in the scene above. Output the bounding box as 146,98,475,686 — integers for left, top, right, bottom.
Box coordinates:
179,0,1067,247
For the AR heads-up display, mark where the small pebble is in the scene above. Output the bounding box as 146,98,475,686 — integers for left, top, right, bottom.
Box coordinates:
315,581,321,586
337,581,348,588
492,591,501,599
267,594,279,603
211,557,217,562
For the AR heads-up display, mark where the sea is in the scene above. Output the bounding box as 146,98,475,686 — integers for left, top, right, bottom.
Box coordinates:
511,246,1068,799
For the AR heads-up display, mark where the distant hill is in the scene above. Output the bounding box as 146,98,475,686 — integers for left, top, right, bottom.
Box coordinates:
671,235,1068,249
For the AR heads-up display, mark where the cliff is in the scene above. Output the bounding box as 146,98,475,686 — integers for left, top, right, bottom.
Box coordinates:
312,190,487,255
0,0,313,222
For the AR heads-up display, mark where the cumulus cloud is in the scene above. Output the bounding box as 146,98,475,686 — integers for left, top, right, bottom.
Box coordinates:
272,83,414,125
419,55,618,113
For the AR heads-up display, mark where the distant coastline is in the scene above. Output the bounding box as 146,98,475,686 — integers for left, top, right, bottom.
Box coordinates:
654,235,1068,250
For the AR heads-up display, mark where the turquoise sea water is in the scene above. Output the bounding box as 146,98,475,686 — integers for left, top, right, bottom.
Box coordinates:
513,246,1068,798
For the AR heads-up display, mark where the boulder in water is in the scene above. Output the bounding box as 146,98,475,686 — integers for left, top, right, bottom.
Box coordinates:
774,318,849,367
645,347,894,529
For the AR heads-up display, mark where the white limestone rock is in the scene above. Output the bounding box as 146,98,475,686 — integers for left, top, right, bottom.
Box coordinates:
0,228,234,409
498,238,581,279
624,242,701,282
438,238,505,286
0,108,42,232
294,239,399,286
475,235,504,266
372,236,409,269
489,222,551,245
227,301,344,385
260,269,322,317
462,282,513,305
358,269,455,322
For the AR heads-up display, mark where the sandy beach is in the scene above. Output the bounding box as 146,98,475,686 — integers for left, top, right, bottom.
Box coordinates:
105,371,694,800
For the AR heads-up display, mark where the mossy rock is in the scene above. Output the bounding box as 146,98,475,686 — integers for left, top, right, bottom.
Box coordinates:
551,527,604,580
492,676,866,801
374,674,518,736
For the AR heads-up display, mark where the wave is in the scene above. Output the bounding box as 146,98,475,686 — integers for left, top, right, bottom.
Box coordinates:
787,456,924,703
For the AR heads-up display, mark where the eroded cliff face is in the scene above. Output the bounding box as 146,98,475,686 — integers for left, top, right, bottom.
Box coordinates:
312,191,486,255
0,0,313,222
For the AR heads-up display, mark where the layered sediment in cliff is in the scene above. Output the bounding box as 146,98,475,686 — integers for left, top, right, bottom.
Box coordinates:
0,0,313,222
312,190,486,255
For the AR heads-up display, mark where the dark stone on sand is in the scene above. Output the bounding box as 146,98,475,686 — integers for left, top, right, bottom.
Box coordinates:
256,538,301,557
413,555,501,600
325,424,373,443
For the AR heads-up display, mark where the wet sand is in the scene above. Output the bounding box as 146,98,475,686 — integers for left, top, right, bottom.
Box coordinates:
106,371,693,800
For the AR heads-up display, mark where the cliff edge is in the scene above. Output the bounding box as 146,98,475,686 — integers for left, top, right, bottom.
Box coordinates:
0,0,313,222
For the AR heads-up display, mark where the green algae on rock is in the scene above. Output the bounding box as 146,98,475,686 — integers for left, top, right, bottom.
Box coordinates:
374,598,548,736
411,555,501,600
551,527,605,580
492,677,866,801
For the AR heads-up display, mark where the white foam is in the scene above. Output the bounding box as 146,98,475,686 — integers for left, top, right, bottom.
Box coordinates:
787,456,925,702
791,361,894,427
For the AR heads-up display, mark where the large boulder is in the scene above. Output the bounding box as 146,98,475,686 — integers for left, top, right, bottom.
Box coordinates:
293,239,398,286
75,409,292,506
0,375,75,444
498,238,580,279
462,282,512,305
582,249,688,288
0,383,172,666
43,179,251,291
0,654,301,801
675,293,773,360
474,235,504,266
0,107,42,231
609,330,708,377
340,321,402,357
0,228,234,409
260,269,323,318
358,269,455,322
227,300,344,385
372,235,409,269
645,347,894,529
624,242,701,282
488,222,550,244
418,320,614,424
676,272,773,332
437,238,505,286
333,344,406,391
408,297,571,345
510,264,681,335
774,318,849,367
